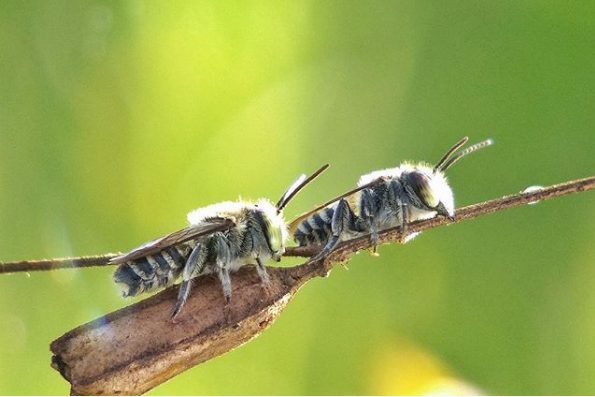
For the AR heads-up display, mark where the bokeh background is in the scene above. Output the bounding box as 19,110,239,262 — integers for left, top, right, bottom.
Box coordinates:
1,1,595,395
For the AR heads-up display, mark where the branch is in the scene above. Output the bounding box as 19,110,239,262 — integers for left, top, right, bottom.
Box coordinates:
0,254,118,273
32,175,595,394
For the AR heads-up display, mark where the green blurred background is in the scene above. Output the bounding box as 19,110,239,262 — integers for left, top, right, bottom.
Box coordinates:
1,1,595,395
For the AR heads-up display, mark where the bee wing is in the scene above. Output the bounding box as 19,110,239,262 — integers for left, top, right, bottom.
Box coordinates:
109,217,235,264
288,177,387,234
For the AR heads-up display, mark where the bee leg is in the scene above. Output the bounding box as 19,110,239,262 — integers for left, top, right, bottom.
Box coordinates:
172,243,205,319
255,257,271,285
218,267,233,324
219,267,232,303
311,198,351,262
360,189,380,254
212,235,233,303
401,203,409,233
396,204,412,243
255,257,272,295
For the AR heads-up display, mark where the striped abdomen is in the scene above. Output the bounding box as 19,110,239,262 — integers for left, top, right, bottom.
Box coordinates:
294,207,335,246
114,242,194,297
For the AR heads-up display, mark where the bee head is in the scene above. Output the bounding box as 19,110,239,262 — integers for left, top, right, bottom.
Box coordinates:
403,168,455,220
405,137,493,220
256,199,288,261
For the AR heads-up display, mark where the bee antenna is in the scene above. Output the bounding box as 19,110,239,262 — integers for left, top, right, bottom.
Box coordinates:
433,136,469,174
276,164,329,213
440,138,494,172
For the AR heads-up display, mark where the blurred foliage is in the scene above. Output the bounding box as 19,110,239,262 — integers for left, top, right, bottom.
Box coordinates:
1,0,595,395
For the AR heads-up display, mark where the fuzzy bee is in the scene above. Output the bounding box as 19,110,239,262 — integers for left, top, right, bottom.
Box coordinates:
111,164,328,318
291,137,492,261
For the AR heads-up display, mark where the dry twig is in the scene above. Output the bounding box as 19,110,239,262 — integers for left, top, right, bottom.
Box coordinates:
0,254,117,273
3,175,594,395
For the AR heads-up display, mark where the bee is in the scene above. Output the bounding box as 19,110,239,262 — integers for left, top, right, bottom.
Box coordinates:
291,137,492,261
111,164,328,318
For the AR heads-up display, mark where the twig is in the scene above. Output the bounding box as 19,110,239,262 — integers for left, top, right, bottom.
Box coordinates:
21,175,595,394
0,254,118,273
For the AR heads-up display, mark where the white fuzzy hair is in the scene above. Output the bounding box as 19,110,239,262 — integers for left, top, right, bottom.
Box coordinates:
358,162,455,217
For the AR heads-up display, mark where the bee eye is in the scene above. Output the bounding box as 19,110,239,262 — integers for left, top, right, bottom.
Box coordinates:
404,171,439,208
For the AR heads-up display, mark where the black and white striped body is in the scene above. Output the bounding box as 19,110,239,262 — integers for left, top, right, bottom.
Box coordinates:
114,200,288,316
110,164,330,318
292,137,492,262
294,207,339,247
294,163,455,257
114,242,194,297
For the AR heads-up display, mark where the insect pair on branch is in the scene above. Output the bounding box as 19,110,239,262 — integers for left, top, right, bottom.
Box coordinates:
2,137,492,318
